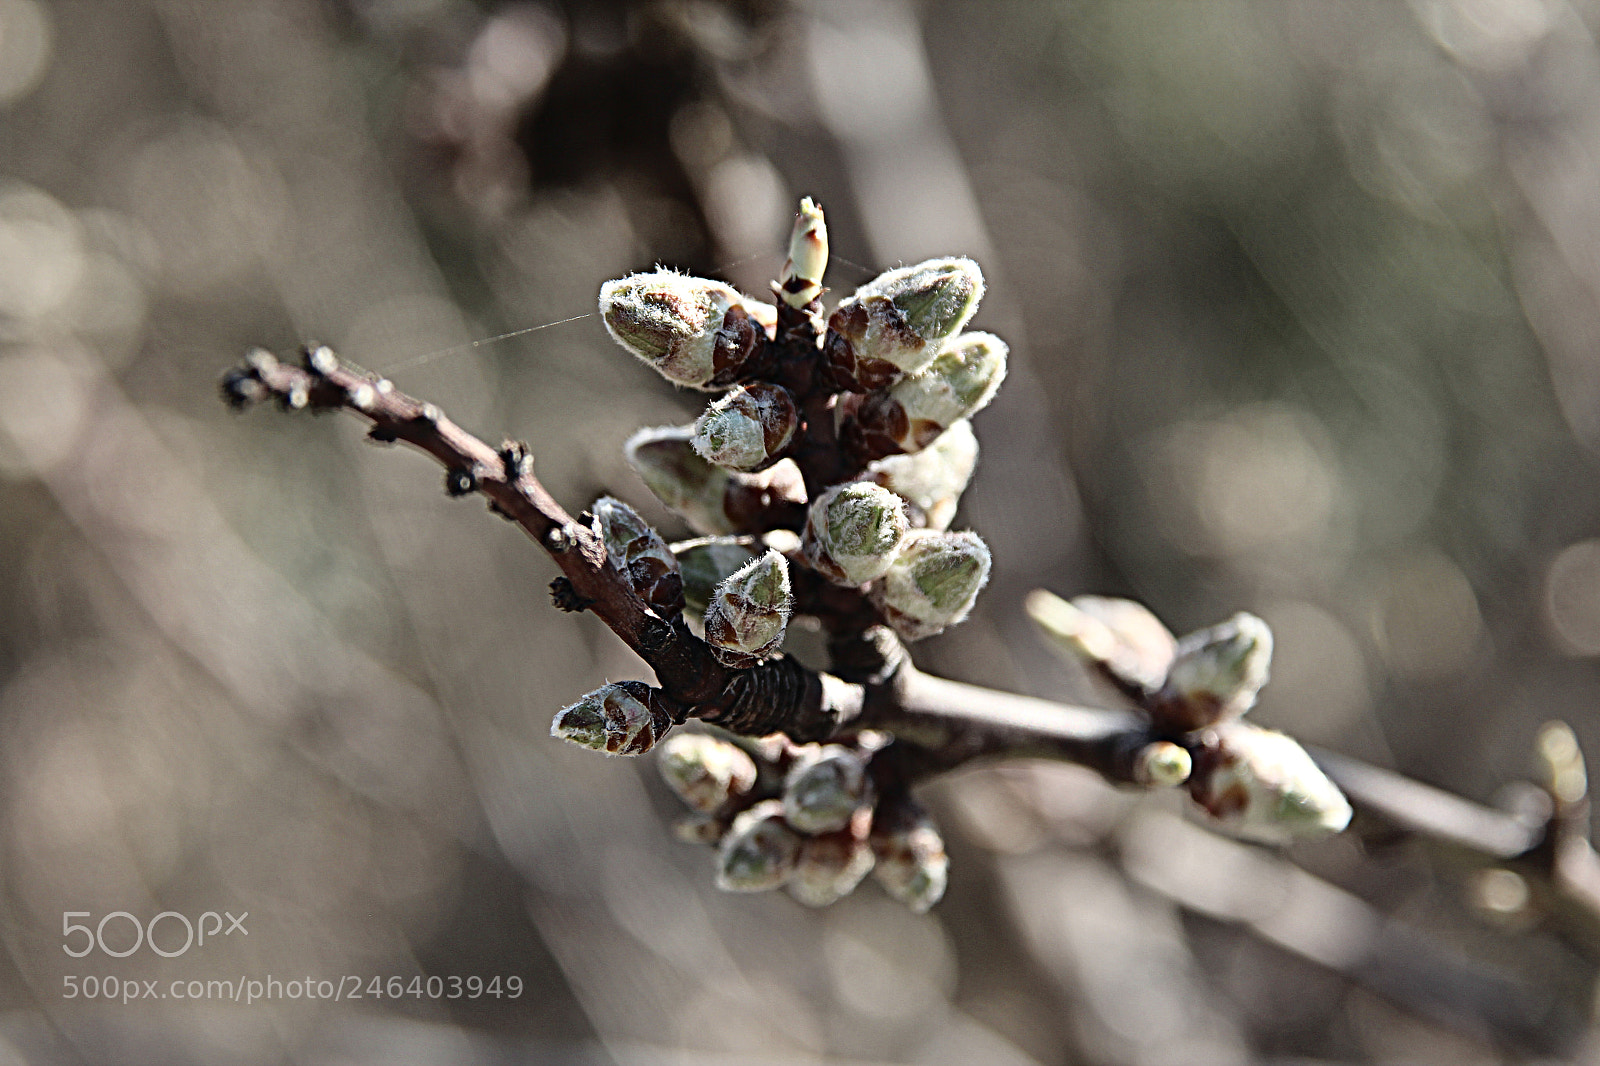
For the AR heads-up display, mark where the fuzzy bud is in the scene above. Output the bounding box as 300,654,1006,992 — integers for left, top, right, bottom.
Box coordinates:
672,537,759,614
1134,741,1193,788
551,680,675,756
625,426,734,535
870,794,948,913
847,333,1007,456
824,258,986,392
1024,591,1177,695
657,732,759,813
779,197,828,309
1187,721,1352,843
789,824,876,908
870,529,991,642
590,496,683,614
783,745,872,834
691,382,799,471
1155,612,1273,732
715,800,803,892
703,550,792,668
801,482,909,587
865,420,978,530
599,270,767,389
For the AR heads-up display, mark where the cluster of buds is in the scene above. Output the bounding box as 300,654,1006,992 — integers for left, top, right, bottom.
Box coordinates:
1026,590,1352,843
654,730,949,912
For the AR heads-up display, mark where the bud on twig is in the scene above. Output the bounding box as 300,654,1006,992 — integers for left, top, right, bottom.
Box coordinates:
824,258,985,392
599,270,768,388
691,382,799,471
625,426,735,535
847,333,1007,456
871,530,991,642
672,537,759,614
703,550,793,668
716,800,803,892
590,496,683,614
1156,612,1273,732
1187,721,1352,842
789,824,876,908
1134,741,1193,788
657,732,759,813
1024,590,1177,695
778,197,828,310
783,744,872,833
865,420,978,531
871,794,949,913
801,482,909,587
551,680,676,756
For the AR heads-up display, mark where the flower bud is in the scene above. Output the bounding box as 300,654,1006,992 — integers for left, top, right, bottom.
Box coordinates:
703,550,792,668
672,537,759,614
870,794,948,913
551,680,675,756
1187,721,1352,843
847,333,1007,456
1134,741,1193,788
789,826,875,908
625,426,734,535
590,496,683,614
801,482,909,587
691,382,799,471
865,420,978,531
778,197,828,309
824,258,985,392
657,732,760,813
783,745,872,833
715,800,802,892
870,530,990,642
1156,612,1273,732
1024,591,1177,695
599,270,767,388
673,813,727,845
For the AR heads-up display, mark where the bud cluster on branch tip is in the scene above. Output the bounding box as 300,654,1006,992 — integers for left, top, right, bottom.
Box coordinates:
824,257,986,392
702,550,793,668
778,197,828,309
870,529,991,642
657,732,759,813
1023,590,1177,695
590,496,683,614
783,745,872,833
599,270,773,389
870,793,949,913
671,536,758,614
1186,721,1352,843
1155,612,1273,732
552,681,676,756
865,420,978,531
846,333,1007,457
691,382,799,471
716,800,803,892
802,481,910,586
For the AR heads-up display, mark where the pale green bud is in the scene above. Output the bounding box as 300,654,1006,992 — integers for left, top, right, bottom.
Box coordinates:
1024,590,1177,695
551,680,674,756
625,426,734,535
824,257,986,392
870,795,948,913
871,529,991,642
1187,721,1352,843
691,382,799,471
865,420,978,531
671,537,759,614
1158,612,1273,731
1134,741,1193,788
599,270,768,388
801,482,909,587
703,550,792,668
779,197,828,309
849,333,1007,456
657,732,759,813
788,827,876,908
715,800,802,892
782,744,871,834
590,495,683,613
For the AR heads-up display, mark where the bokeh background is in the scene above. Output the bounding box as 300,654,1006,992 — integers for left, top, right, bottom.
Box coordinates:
2,0,1599,1061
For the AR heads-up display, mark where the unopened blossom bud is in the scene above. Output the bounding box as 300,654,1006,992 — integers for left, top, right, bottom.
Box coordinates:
657,732,759,813
871,530,990,642
703,550,792,668
871,794,948,913
1156,612,1273,732
672,537,759,614
551,680,675,756
590,496,683,614
824,257,985,392
673,813,727,845
865,420,978,531
778,197,828,309
1187,721,1352,843
847,333,1007,457
599,270,767,388
691,382,799,471
715,800,802,892
1134,741,1193,788
801,482,909,587
1024,591,1177,696
789,826,875,908
625,426,734,535
783,745,872,833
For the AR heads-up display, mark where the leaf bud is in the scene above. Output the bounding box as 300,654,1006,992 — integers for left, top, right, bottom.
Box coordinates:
801,482,909,587
778,197,828,309
671,536,759,614
847,333,1007,456
657,732,759,813
625,426,735,535
691,382,799,471
1155,612,1273,732
823,257,985,392
865,420,978,530
599,270,768,388
789,824,876,908
1133,741,1193,788
1187,721,1352,843
782,744,872,834
870,529,990,642
870,794,948,913
551,680,675,756
715,800,803,892
1024,591,1177,695
590,495,683,614
702,550,793,668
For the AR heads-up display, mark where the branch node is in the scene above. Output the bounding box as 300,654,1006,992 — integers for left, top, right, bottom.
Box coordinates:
500,440,534,480
367,424,399,444
544,525,574,553
302,343,338,377
550,576,593,613
283,381,311,411
416,402,443,425
444,467,478,497
639,616,677,654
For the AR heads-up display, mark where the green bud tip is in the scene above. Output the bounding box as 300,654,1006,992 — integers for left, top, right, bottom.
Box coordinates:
789,829,876,908
691,382,799,471
886,332,1008,449
872,529,991,642
1187,722,1352,843
825,257,987,390
599,270,765,388
1164,612,1273,726
802,482,909,587
657,732,759,814
715,800,803,892
782,745,871,834
779,197,829,309
551,681,671,756
866,420,978,531
703,550,792,666
1134,741,1192,788
625,426,734,535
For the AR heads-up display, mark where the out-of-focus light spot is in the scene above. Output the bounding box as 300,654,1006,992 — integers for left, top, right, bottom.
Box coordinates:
1257,601,1370,745
824,899,954,1022
1413,0,1554,71
0,182,84,321
703,154,787,260
1545,539,1600,655
670,99,734,172
808,1,929,139
466,5,564,111
0,0,50,106
1471,867,1529,915
0,345,95,476
1369,551,1483,681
